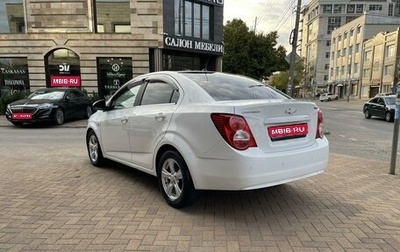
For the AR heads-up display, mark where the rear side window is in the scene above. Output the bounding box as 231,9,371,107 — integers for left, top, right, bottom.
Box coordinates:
140,81,178,105
182,72,290,101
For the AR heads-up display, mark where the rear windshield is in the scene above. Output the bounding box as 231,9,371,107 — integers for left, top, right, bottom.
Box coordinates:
181,72,291,101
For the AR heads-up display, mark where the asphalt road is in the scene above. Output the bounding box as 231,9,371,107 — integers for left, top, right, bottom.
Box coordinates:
316,99,396,162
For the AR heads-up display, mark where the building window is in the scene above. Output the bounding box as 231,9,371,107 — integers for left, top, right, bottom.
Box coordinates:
364,51,372,62
355,43,360,52
327,17,341,35
389,3,394,16
347,4,355,14
114,24,130,33
350,29,354,37
97,57,132,98
386,44,396,58
0,58,29,95
324,75,329,81
349,46,353,54
326,40,331,47
384,65,394,76
325,52,330,58
0,0,25,33
341,66,345,75
338,35,342,42
369,5,382,11
343,48,347,56
356,26,361,34
344,32,348,39
325,64,329,70
94,0,131,33
174,0,212,40
333,4,344,14
322,5,332,14
363,68,370,78
356,4,364,13
354,63,358,74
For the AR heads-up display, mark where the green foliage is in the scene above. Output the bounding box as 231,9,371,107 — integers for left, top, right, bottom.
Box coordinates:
0,91,27,115
223,19,289,80
270,60,305,92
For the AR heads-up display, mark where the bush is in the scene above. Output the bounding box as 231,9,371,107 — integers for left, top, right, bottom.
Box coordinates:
0,91,27,115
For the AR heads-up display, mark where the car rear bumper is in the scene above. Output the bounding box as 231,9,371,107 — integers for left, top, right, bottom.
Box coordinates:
187,138,329,190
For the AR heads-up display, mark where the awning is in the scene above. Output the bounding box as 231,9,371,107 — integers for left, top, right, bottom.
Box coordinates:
336,83,344,87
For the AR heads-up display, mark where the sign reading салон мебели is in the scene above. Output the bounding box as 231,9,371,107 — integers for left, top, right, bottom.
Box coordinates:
164,36,224,55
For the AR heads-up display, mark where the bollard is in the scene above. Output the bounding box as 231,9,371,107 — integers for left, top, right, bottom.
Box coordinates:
389,92,400,175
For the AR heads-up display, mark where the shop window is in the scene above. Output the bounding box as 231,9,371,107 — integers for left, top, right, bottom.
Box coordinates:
0,0,25,33
174,0,212,40
97,57,132,98
45,48,81,88
0,57,29,96
94,0,130,33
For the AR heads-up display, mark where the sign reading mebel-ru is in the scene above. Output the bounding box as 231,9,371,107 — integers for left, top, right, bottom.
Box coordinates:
164,36,224,55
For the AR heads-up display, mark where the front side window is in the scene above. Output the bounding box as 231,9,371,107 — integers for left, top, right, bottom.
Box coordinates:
0,0,25,33
94,0,130,33
111,84,142,109
174,0,212,40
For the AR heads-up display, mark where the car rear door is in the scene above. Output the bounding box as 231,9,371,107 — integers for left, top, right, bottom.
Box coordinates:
128,76,180,170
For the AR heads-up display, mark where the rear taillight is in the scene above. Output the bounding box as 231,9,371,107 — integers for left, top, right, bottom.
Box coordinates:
211,113,257,150
316,109,324,139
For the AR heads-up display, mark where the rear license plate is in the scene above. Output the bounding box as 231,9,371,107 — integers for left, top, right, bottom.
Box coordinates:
12,113,32,120
268,123,308,141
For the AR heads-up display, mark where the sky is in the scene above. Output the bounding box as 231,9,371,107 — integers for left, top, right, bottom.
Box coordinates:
223,0,310,53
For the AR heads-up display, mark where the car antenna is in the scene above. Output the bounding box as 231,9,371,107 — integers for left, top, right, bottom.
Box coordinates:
201,55,211,71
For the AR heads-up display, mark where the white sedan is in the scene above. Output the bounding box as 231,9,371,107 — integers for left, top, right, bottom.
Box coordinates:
86,71,329,208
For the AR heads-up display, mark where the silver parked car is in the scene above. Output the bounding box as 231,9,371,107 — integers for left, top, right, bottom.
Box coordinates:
86,71,329,208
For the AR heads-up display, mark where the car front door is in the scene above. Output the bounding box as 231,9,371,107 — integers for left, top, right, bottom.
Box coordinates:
128,77,180,171
100,82,143,163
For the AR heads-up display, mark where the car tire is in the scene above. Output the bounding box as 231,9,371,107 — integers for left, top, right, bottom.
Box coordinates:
85,106,93,119
87,130,105,167
364,109,371,119
53,108,65,125
157,150,197,208
385,111,393,122
327,98,331,101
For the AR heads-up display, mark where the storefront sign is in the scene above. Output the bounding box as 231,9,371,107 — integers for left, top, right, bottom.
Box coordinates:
97,57,132,98
164,36,224,55
50,75,81,87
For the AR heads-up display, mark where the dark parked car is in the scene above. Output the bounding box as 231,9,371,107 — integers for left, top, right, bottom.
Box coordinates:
363,95,396,122
5,88,93,126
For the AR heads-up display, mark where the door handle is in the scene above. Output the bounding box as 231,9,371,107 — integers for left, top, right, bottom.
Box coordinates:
155,113,166,121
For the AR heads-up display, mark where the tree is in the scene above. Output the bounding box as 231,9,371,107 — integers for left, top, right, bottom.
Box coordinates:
223,19,288,80
270,60,305,93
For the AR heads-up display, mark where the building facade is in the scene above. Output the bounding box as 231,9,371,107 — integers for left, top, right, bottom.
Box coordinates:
299,0,400,96
329,14,400,99
361,28,400,98
0,0,224,98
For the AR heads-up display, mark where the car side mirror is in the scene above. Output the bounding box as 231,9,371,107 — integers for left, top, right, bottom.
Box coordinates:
92,99,107,111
